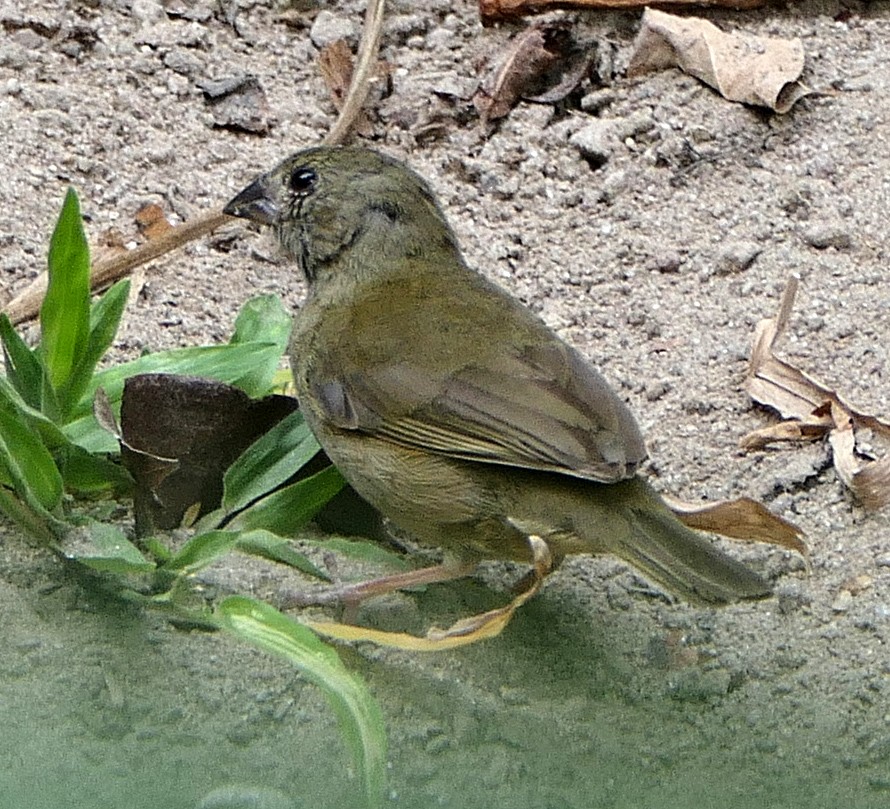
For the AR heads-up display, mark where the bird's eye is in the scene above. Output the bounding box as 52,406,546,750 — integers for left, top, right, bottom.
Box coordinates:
289,167,317,194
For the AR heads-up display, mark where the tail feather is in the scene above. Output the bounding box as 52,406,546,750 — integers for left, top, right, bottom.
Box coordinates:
615,504,772,605
507,473,772,605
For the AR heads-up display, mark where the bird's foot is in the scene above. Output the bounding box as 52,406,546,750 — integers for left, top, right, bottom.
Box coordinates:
278,561,478,614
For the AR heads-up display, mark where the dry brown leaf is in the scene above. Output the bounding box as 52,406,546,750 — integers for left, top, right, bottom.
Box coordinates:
134,202,173,241
318,39,392,138
627,8,810,113
742,278,890,510
664,494,807,556
318,39,373,137
319,39,357,113
473,20,592,128
305,537,552,651
738,419,832,451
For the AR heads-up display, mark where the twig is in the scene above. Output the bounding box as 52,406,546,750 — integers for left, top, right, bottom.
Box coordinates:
324,0,386,146
2,0,387,324
4,211,230,325
479,0,766,25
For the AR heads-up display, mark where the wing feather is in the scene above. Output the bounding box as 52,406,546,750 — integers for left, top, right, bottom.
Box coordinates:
312,338,647,483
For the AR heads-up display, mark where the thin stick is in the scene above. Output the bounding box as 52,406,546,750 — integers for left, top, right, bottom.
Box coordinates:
4,211,231,325
2,0,387,324
324,0,386,147
479,0,766,24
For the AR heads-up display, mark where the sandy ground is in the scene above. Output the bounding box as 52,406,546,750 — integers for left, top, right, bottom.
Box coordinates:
1,1,889,807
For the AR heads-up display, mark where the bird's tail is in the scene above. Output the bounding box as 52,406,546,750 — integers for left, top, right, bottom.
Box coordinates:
603,478,772,605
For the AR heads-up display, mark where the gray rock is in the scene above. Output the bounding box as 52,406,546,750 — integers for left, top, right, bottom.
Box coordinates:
131,0,166,24
802,223,854,250
309,11,357,49
716,241,762,274
163,48,203,77
569,120,614,167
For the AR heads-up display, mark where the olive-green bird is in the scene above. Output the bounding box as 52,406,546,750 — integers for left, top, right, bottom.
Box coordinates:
225,146,770,605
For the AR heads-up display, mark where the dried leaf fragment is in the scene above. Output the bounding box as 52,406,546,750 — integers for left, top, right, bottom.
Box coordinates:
628,8,809,113
318,39,373,137
134,202,173,241
664,494,807,557
319,40,356,112
742,278,890,510
473,20,592,127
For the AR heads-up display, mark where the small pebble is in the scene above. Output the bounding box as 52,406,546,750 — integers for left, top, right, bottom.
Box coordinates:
569,120,614,167
716,241,761,274
310,11,357,49
831,590,853,613
802,223,853,250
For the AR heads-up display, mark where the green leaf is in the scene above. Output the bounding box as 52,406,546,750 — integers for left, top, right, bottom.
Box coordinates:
0,376,68,449
64,521,156,573
222,410,320,514
165,529,239,573
235,529,330,580
227,465,345,536
165,528,329,580
0,486,59,546
0,402,63,512
216,597,386,809
56,443,133,495
63,342,284,453
39,188,91,405
230,294,292,346
0,377,129,495
144,536,173,562
0,313,46,410
229,295,292,397
62,279,130,417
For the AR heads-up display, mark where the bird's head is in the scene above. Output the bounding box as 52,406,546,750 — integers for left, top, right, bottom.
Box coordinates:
224,146,459,286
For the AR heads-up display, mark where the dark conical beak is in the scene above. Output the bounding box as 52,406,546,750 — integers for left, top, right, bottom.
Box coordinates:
224,175,279,225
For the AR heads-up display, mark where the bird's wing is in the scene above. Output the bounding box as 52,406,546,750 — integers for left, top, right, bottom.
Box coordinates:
310,338,647,483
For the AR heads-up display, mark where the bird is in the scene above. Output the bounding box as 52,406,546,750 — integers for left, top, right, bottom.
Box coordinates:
224,145,771,607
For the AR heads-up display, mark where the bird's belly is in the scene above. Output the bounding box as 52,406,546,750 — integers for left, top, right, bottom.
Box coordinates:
312,429,539,560
318,431,491,524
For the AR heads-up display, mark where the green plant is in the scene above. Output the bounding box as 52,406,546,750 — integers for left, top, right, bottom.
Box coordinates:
0,187,386,808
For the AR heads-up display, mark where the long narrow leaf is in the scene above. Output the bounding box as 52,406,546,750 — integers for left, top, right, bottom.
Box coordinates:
62,279,130,418
235,529,330,580
229,295,293,397
164,528,329,580
0,313,46,409
165,529,240,573
227,466,345,535
0,404,63,513
0,375,127,496
56,443,133,495
0,487,59,546
223,410,320,514
216,596,386,809
0,375,68,448
39,188,90,400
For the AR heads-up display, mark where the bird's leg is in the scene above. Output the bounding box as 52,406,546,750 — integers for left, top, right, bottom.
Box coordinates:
279,560,478,612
